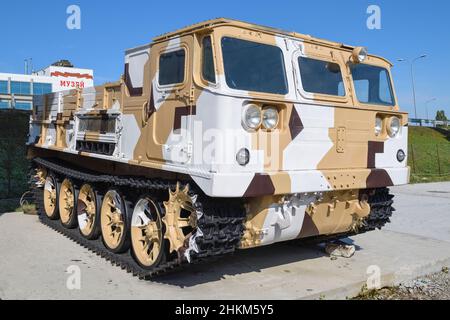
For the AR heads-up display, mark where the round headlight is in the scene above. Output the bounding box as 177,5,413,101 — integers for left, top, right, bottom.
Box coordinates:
236,148,250,166
375,117,383,136
242,104,262,130
388,117,401,138
352,47,368,63
262,107,279,130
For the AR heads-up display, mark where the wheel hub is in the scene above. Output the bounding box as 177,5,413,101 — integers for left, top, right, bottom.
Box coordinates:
63,188,74,211
84,203,95,220
111,212,123,226
145,221,159,238
48,190,56,205
60,179,76,224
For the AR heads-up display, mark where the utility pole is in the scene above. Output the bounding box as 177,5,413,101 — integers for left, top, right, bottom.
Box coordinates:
398,54,427,120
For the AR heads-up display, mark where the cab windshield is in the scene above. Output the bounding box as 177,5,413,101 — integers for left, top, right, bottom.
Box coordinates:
350,64,395,106
221,37,288,95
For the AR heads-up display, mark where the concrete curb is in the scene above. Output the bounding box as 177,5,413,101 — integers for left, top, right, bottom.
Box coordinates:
304,257,450,300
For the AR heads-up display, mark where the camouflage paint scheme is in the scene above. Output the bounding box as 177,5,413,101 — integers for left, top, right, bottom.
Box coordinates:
27,18,409,249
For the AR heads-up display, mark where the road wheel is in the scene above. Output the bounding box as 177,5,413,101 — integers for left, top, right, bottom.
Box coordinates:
77,184,101,240
59,178,78,229
100,190,130,253
43,174,59,220
131,196,166,269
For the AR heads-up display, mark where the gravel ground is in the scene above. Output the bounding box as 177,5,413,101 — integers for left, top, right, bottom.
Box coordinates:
356,267,450,300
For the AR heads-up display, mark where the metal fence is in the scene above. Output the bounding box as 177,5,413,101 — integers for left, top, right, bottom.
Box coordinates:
409,118,450,128
409,142,450,179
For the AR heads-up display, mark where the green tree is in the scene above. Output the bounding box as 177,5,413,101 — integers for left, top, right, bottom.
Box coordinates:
436,110,448,121
0,110,30,199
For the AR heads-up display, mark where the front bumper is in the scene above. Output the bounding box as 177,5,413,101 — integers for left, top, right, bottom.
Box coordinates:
192,167,410,198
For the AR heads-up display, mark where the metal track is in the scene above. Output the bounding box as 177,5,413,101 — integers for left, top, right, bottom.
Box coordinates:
30,157,245,279
359,188,395,232
30,158,395,278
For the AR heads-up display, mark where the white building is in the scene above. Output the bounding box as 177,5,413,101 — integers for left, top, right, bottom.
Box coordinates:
0,60,94,110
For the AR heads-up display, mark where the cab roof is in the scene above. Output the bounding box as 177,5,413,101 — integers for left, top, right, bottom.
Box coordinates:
154,18,348,48
152,18,393,66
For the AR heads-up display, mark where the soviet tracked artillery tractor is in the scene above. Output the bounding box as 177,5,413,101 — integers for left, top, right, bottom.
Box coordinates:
27,18,409,278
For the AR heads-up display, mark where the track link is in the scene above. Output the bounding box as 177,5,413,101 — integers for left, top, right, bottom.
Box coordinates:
30,158,245,279
362,187,395,232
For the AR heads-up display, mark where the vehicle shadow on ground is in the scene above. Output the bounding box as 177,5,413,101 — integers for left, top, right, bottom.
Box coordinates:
153,238,362,287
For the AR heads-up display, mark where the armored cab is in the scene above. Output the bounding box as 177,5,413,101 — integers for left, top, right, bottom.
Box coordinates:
28,18,409,277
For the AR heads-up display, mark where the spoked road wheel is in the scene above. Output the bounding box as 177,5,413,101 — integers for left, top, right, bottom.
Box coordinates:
43,175,59,220
77,184,101,240
59,178,79,229
100,190,131,253
131,197,166,269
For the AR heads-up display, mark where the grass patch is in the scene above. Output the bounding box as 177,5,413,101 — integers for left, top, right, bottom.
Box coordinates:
21,203,37,215
408,127,450,183
353,286,403,300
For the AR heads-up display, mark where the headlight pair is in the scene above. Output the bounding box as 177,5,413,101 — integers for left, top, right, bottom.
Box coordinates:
243,104,279,131
375,116,401,138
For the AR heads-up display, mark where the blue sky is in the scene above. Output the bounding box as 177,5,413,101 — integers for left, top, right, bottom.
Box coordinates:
0,0,449,118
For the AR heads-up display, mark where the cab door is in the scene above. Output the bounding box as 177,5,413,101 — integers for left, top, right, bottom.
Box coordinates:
146,36,194,165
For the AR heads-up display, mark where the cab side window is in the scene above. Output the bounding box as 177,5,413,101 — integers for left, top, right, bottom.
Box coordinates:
159,49,186,85
202,36,216,83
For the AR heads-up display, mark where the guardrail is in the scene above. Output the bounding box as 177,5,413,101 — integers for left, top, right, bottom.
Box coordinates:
409,119,449,127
